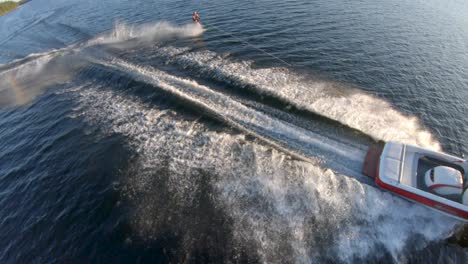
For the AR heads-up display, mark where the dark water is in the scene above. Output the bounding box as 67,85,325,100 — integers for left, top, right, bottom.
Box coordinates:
1,0,467,262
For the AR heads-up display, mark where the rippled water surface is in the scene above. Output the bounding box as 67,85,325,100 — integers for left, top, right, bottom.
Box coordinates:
1,0,467,263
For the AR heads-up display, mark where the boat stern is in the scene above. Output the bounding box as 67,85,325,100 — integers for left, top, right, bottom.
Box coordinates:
363,142,385,178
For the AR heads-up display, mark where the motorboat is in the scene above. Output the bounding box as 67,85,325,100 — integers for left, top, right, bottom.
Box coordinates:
363,141,468,221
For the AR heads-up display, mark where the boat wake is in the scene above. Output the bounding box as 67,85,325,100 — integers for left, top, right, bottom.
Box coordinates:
94,56,370,180
68,78,457,263
149,46,441,150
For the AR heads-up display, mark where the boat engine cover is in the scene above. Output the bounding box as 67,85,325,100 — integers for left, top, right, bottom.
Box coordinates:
425,166,463,196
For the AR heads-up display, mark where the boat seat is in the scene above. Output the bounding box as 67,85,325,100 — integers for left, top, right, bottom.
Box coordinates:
423,156,465,175
417,156,466,203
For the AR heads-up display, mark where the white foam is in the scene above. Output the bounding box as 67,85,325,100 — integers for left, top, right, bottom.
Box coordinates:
154,46,441,150
69,83,458,263
88,21,204,46
95,57,369,177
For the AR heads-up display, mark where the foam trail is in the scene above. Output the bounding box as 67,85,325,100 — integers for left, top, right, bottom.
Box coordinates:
69,84,459,263
88,21,204,46
94,57,370,181
153,46,441,150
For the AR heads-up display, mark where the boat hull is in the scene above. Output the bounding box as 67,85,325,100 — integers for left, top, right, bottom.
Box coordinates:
363,142,468,221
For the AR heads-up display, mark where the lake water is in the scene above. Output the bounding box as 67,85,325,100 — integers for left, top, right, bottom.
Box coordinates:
0,0,467,262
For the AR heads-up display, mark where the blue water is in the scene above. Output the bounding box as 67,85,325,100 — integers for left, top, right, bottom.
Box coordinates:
1,0,467,262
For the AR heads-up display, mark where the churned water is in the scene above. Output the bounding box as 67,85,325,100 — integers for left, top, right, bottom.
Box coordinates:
0,0,467,263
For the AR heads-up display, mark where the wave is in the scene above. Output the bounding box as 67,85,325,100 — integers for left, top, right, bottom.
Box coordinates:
69,82,458,263
151,46,441,150
0,10,58,47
